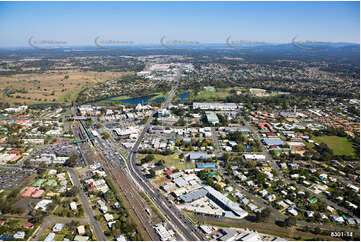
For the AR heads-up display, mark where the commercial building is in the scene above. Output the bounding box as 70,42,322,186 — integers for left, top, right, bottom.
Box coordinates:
205,112,219,125
153,223,172,241
193,102,238,111
180,188,208,203
262,138,285,146
204,186,248,219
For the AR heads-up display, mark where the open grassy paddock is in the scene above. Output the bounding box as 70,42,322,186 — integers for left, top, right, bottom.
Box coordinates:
137,153,195,170
314,135,356,157
0,71,129,105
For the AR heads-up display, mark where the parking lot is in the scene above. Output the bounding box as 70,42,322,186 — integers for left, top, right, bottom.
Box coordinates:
0,167,34,190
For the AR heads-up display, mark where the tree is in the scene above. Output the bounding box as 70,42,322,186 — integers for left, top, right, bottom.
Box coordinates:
102,132,110,139
141,154,155,164
255,207,271,222
284,216,297,227
65,154,78,167
149,169,156,178
66,186,79,197
23,160,31,168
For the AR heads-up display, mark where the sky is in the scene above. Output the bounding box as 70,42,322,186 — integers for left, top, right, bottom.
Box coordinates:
0,1,359,47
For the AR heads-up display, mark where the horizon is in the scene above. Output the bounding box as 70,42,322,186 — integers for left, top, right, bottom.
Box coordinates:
0,1,360,47
1,41,360,49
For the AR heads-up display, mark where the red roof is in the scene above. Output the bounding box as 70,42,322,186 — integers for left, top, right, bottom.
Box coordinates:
166,169,173,175
23,222,33,228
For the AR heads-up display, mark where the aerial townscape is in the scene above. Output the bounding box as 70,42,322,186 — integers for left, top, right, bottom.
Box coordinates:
0,1,360,242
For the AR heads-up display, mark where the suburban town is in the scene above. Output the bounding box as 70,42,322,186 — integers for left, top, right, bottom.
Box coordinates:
0,1,360,242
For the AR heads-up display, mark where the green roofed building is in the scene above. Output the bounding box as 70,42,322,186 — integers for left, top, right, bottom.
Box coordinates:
32,179,46,187
44,179,56,186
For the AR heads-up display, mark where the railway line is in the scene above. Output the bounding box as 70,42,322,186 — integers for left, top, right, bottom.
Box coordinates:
75,118,159,240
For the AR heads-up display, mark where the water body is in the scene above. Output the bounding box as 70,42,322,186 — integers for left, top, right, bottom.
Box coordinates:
178,92,189,102
106,94,165,104
29,92,189,108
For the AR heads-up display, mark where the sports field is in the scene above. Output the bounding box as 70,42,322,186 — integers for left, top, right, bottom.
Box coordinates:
314,136,355,157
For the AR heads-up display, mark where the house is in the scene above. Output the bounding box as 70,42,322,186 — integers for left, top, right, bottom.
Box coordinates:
320,213,328,220
53,223,64,232
290,174,299,179
330,215,345,223
116,235,127,241
70,202,77,210
224,186,233,192
287,207,298,216
346,218,356,225
327,206,335,213
23,222,33,229
240,198,249,205
306,211,314,218
266,194,276,202
100,205,108,213
13,231,25,239
104,213,114,222
107,221,116,229
34,199,52,211
74,235,89,241
243,154,265,161
44,232,56,241
259,189,268,197
247,203,258,211
77,225,85,235
275,200,288,209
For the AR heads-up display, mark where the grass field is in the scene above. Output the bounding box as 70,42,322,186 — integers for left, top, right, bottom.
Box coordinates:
191,87,248,102
107,95,132,101
138,154,195,170
314,136,355,157
149,91,169,101
0,71,129,105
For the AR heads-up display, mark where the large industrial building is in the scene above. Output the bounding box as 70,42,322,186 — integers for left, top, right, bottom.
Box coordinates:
179,186,248,219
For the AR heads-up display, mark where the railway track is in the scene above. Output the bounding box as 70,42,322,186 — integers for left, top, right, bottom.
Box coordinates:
97,147,159,240
76,119,159,240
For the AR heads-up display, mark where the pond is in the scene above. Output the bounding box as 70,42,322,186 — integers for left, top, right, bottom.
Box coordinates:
178,92,189,102
29,91,190,108
106,94,165,104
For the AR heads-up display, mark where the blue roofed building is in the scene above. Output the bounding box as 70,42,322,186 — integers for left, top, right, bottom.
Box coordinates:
196,163,216,169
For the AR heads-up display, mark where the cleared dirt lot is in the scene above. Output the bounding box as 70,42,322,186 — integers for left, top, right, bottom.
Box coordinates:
0,71,129,105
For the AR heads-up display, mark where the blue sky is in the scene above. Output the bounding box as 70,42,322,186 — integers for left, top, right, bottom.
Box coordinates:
0,1,359,47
